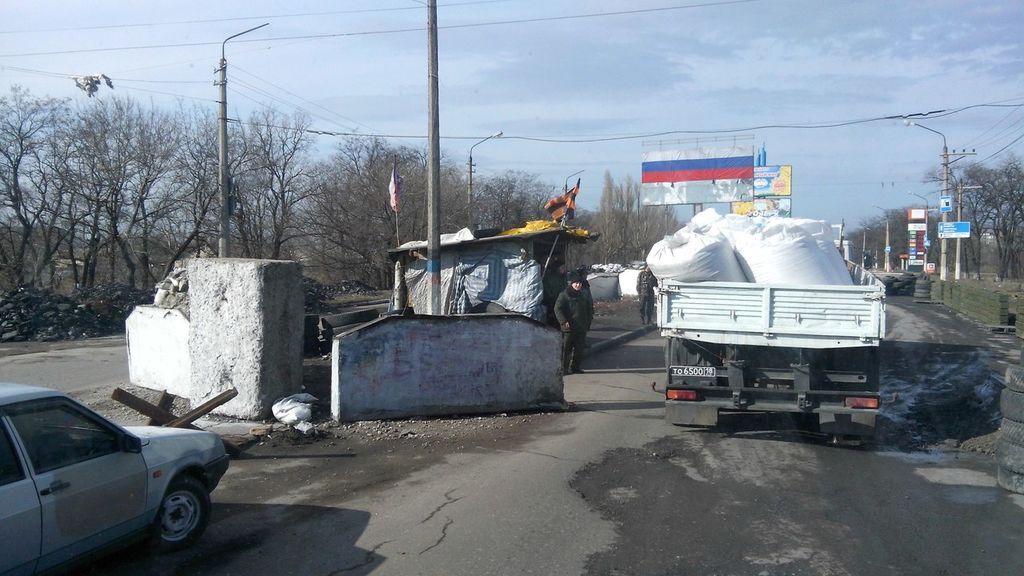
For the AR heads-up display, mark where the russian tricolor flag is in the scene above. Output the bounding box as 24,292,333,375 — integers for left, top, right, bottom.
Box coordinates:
641,147,754,184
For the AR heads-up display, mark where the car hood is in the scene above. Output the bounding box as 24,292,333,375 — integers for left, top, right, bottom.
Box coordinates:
126,425,225,466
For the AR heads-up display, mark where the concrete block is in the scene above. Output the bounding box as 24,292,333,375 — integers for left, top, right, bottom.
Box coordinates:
188,258,303,419
332,315,563,421
126,306,190,398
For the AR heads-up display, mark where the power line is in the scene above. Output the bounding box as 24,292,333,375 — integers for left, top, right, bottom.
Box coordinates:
0,0,760,58
0,0,516,35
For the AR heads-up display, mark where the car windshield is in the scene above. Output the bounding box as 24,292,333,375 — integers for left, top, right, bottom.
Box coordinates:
0,1,1022,575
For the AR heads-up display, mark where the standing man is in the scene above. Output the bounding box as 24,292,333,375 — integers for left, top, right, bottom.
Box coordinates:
555,273,594,374
637,265,658,325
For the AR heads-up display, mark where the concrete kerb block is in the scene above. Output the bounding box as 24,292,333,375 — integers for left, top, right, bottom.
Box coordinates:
332,314,563,422
126,305,191,398
188,258,303,420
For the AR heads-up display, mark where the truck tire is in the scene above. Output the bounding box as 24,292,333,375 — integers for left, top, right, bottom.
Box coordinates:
1005,365,1024,394
997,464,1024,494
1000,417,1024,447
996,439,1024,474
1000,389,1024,422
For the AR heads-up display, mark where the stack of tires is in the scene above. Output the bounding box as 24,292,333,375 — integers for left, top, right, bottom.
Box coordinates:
998,365,1024,493
913,275,932,299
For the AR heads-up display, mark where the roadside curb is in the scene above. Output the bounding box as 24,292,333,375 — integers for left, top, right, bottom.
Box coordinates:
590,324,657,354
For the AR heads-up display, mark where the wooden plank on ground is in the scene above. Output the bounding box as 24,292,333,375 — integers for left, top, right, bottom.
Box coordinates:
110,387,242,457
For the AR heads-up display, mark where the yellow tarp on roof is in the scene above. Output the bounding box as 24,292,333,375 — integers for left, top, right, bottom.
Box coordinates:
498,220,591,239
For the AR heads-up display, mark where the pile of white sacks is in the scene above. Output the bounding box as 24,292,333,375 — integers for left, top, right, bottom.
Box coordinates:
646,208,851,286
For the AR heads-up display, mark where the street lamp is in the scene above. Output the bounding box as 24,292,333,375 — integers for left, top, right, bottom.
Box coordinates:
873,205,891,272
564,170,584,192
905,120,950,280
217,22,269,258
467,130,502,228
861,227,871,268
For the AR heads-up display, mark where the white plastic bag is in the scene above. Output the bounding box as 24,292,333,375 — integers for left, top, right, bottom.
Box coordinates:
272,393,318,425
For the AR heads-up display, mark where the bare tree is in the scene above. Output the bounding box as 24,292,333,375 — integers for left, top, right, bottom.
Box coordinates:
233,108,314,259
0,87,70,288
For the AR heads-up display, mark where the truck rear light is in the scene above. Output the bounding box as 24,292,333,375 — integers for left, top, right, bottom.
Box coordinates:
667,389,699,401
845,397,879,409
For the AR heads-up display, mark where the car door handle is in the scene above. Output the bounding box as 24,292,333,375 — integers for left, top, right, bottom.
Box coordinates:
40,480,71,496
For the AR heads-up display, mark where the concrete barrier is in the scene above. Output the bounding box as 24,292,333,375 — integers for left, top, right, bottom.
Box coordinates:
189,259,304,419
331,314,563,421
126,306,190,397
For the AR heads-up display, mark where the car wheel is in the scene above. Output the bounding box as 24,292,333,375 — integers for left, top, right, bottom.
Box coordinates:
154,475,211,551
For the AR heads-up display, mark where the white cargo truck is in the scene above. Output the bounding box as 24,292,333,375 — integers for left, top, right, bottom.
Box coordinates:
659,264,886,437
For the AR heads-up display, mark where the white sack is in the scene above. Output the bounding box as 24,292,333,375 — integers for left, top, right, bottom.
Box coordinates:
732,226,850,285
646,230,748,283
272,393,318,425
619,269,641,297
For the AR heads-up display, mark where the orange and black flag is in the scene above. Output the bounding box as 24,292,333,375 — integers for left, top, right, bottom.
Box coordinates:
545,178,580,223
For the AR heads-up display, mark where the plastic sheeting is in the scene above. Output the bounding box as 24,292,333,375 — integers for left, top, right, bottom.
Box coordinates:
586,273,621,300
450,245,545,319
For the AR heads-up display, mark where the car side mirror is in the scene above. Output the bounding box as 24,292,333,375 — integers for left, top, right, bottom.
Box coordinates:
122,433,143,453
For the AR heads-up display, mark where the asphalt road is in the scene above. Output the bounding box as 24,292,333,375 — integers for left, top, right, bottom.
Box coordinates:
6,298,1023,575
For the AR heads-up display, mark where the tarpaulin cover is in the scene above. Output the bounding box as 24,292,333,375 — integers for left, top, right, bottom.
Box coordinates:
586,273,621,301
450,245,544,319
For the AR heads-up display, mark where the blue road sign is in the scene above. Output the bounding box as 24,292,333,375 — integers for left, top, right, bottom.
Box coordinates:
939,196,953,213
938,221,971,238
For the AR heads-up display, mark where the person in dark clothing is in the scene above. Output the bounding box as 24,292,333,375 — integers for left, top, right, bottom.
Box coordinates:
542,261,566,328
554,273,594,374
636,266,658,325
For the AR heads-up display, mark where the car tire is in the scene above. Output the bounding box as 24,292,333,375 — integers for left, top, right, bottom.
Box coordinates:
1005,365,1024,394
998,464,1024,494
1000,417,1024,447
997,439,1024,474
1001,389,1024,422
153,475,211,552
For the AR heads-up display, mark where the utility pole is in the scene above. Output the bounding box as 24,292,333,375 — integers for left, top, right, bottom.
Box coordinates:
426,0,442,315
467,131,502,229
956,182,981,280
216,23,268,258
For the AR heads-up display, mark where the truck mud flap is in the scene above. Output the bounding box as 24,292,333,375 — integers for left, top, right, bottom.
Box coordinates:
665,401,718,426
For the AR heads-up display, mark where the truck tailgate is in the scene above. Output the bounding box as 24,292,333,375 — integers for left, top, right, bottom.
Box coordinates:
659,280,885,348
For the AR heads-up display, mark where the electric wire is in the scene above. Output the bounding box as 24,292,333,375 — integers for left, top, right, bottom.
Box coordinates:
0,0,760,58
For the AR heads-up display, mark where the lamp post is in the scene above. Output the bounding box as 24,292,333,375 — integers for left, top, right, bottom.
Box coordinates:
564,169,584,193
873,205,891,272
956,184,982,280
862,227,871,268
905,120,950,280
467,130,502,228
217,22,269,258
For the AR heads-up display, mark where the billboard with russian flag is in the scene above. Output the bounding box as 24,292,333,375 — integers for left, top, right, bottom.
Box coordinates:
640,146,754,206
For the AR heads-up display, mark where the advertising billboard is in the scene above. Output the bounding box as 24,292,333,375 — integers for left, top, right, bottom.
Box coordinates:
731,197,792,218
640,146,754,206
752,165,792,197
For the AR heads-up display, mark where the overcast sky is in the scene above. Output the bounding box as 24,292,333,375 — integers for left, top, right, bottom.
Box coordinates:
2,0,1022,229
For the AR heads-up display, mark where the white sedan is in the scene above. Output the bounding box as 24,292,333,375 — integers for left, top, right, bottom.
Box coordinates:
0,383,229,575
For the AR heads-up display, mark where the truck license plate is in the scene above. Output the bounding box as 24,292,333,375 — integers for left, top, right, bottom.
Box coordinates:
671,365,716,378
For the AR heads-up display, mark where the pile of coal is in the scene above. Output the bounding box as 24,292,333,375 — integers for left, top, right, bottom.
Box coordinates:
0,284,152,342
303,278,378,312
